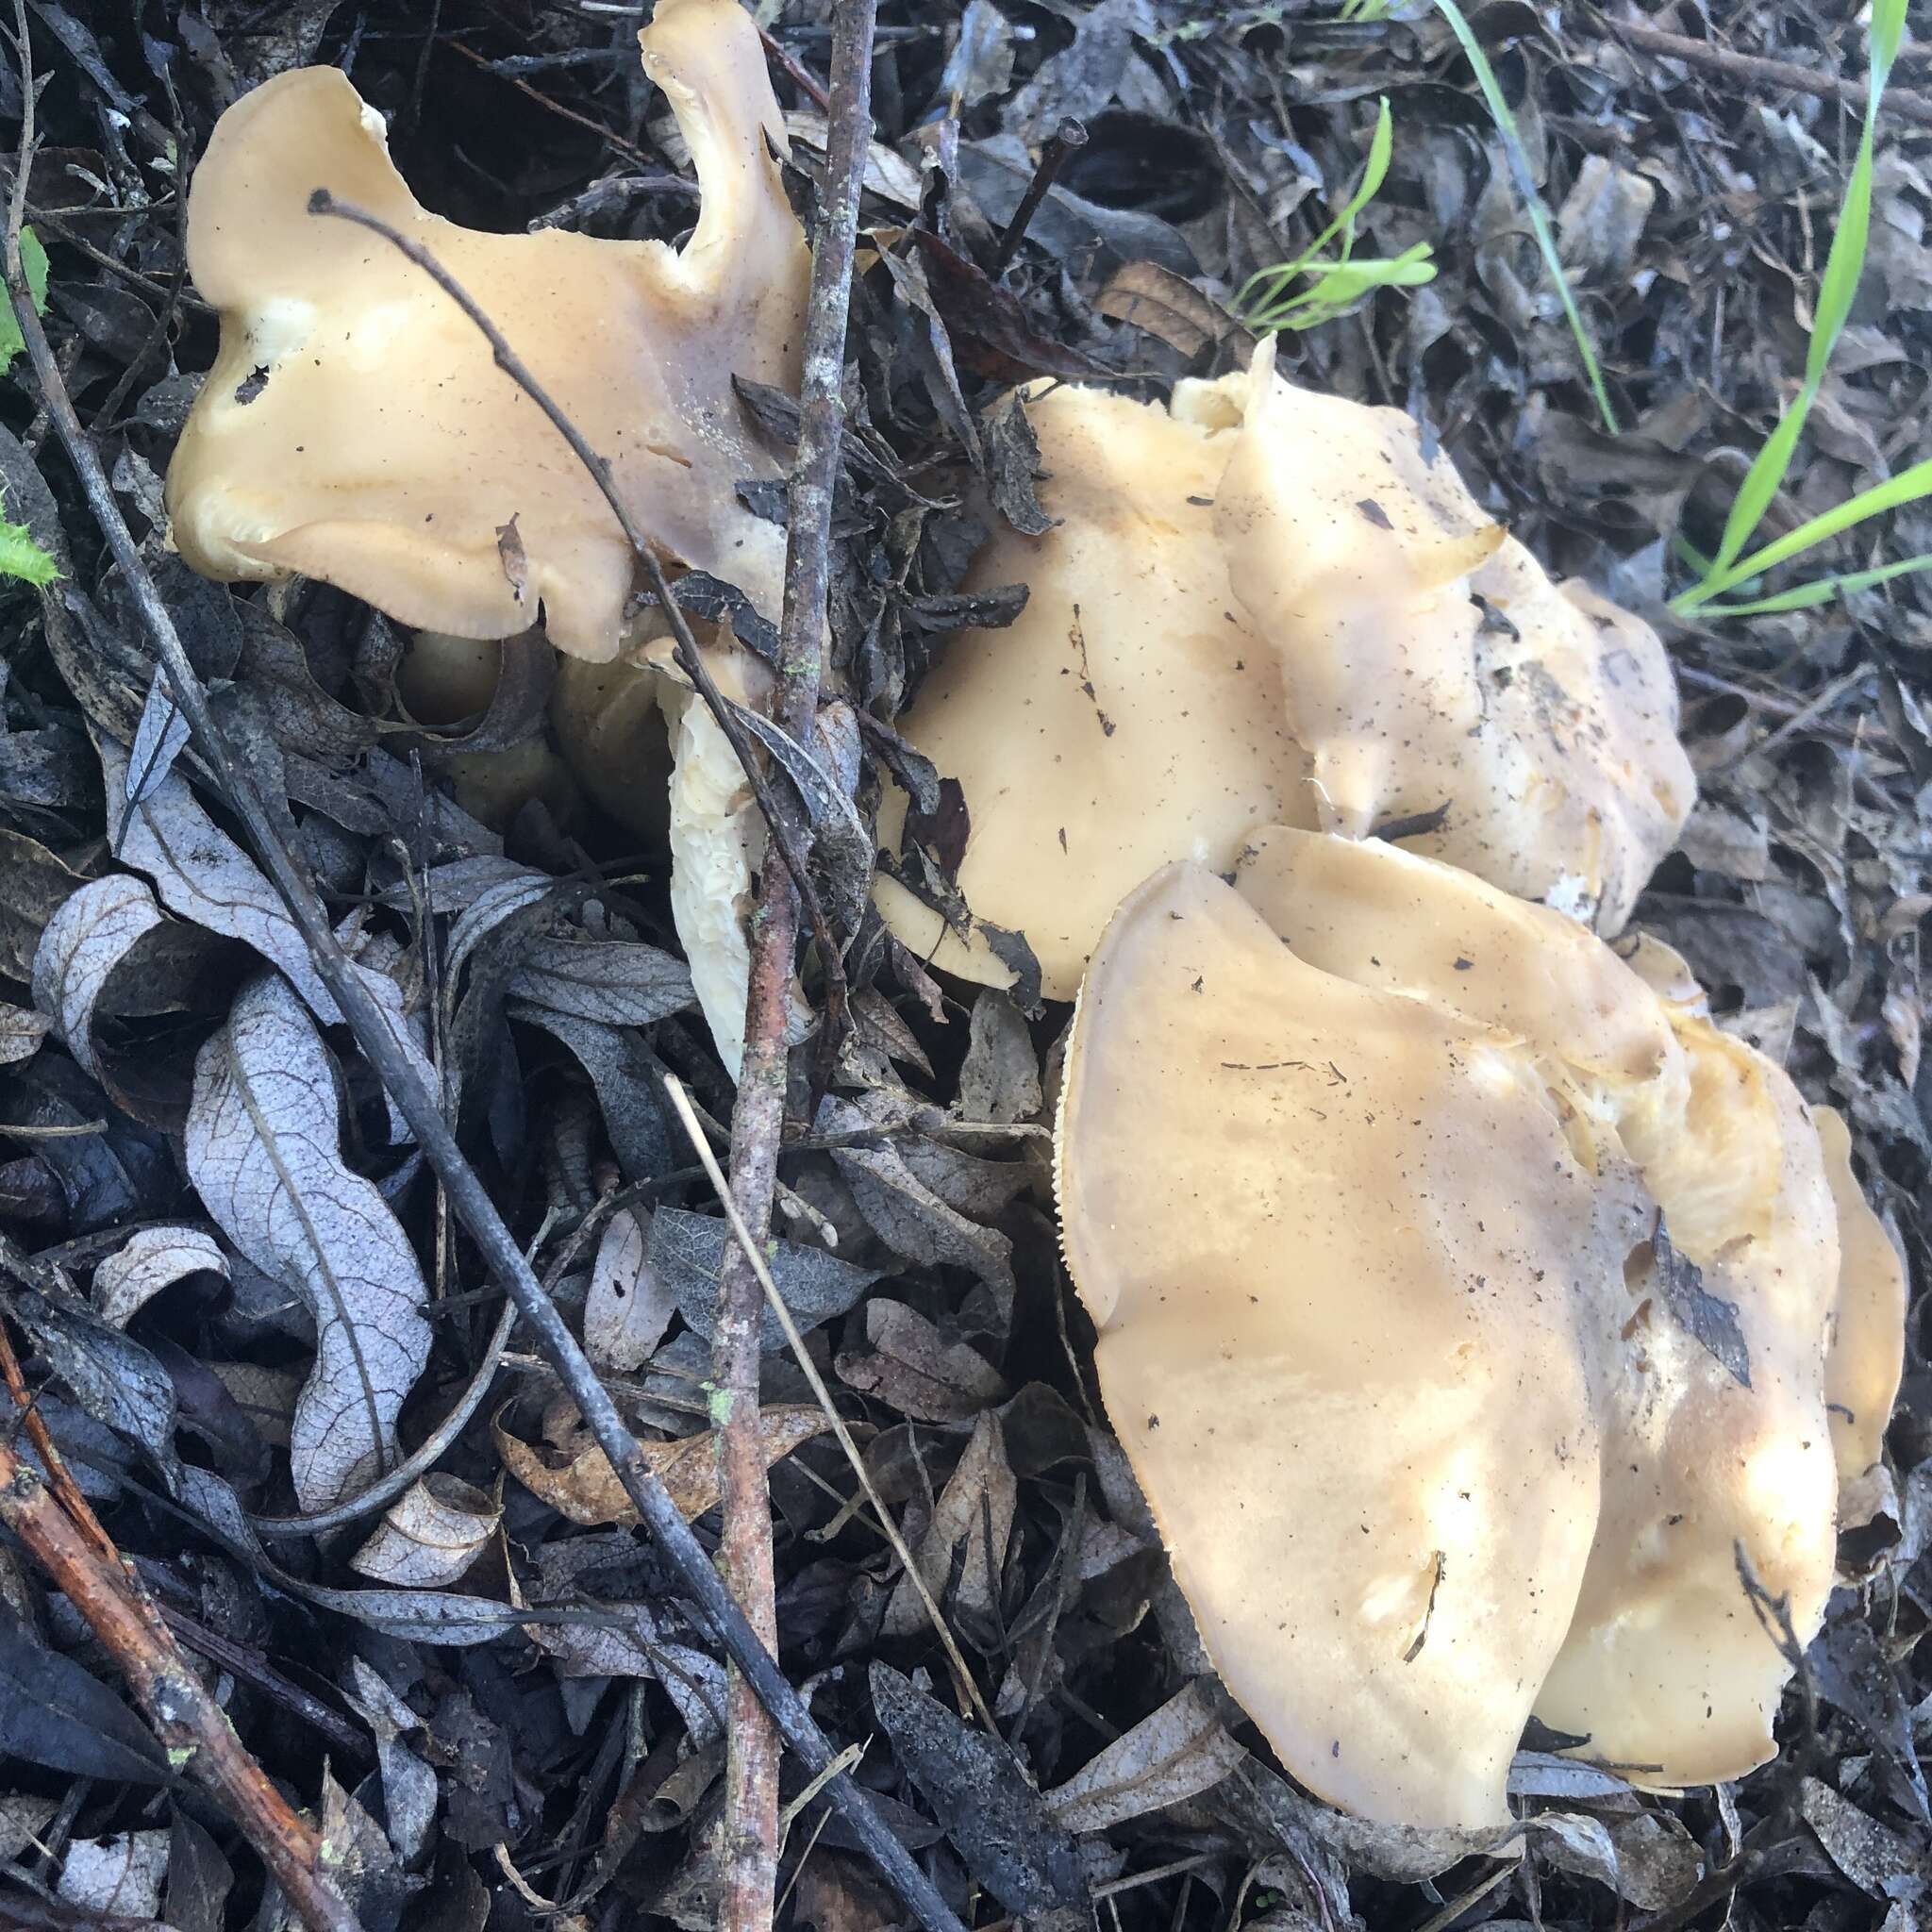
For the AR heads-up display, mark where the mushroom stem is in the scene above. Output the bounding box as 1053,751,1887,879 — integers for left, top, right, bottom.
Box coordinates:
711,3,876,1923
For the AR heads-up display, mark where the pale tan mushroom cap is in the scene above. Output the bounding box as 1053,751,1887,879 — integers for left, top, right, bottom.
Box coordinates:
1211,340,1695,932
1238,828,1846,1789
1057,860,1620,1827
1814,1106,1907,1498
874,381,1310,1000
166,0,808,661
879,342,1694,996
1060,831,1901,1824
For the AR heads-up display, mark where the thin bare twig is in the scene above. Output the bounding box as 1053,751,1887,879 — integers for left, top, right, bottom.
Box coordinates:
307,189,851,1067
1,42,956,1932
710,5,877,1924
0,1447,364,1932
991,117,1088,271
666,1076,997,1737
1595,13,1932,130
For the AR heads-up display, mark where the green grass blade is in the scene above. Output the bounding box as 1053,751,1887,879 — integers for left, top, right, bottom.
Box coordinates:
1237,98,1395,323
0,228,50,375
1694,550,1932,618
1430,0,1619,433
1705,0,1907,576
1673,456,1932,611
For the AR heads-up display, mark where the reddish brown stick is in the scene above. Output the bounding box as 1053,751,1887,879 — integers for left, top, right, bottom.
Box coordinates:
0,1441,360,1932
713,3,877,1927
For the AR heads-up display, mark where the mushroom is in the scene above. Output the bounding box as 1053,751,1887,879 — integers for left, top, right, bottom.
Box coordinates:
393,631,577,833
875,340,1695,1001
1056,828,1903,1828
164,0,809,1067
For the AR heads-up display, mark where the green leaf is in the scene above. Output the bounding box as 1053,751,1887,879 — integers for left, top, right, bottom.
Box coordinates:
1429,0,1619,433
1237,99,1402,323
0,515,60,587
1673,458,1932,613
1697,0,1906,584
0,228,50,375
1694,550,1932,618
0,514,60,587
1249,243,1438,330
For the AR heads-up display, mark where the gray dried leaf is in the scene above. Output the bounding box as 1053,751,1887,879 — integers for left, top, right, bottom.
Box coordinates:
585,1207,675,1371
1507,1752,1635,1801
1046,1681,1248,1832
1801,1777,1926,1900
958,990,1041,1124
379,854,543,918
297,1580,553,1647
58,1829,170,1920
870,1661,1085,1915
1811,1607,1928,1821
350,1474,500,1588
0,1601,165,1784
1556,154,1656,281
319,1768,416,1928
822,1095,1015,1289
238,600,379,761
958,136,1198,276
32,872,163,1082
943,0,1015,107
519,1563,727,1740
0,1002,49,1067
1651,1214,1750,1388
0,1795,58,1861
125,668,190,810
342,1659,438,1869
9,1289,182,1494
93,1225,229,1328
648,1206,882,1350
100,735,434,1093
164,1811,234,1932
508,935,694,1026
885,1409,1015,1635
845,987,934,1082
981,389,1054,537
725,699,873,934
509,1003,679,1181
838,1300,1008,1424
1528,1807,1701,1910
188,974,431,1511
0,825,92,981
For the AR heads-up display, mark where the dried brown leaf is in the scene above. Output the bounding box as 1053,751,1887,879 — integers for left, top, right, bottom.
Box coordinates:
494,1405,830,1526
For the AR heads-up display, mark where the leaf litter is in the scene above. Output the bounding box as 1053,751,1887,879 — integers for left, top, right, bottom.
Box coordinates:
0,0,1924,1927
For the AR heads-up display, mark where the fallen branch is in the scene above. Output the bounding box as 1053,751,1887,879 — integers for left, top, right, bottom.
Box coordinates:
0,19,958,1932
0,1324,358,1932
1596,13,1932,130
712,4,877,1925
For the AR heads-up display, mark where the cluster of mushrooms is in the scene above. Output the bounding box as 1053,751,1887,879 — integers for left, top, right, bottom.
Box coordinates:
164,0,1907,1834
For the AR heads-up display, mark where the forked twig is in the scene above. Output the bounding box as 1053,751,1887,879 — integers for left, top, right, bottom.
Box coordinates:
306,189,853,1069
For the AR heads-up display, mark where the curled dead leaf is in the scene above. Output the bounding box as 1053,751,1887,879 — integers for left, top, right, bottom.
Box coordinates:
349,1474,501,1588
494,1403,830,1526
